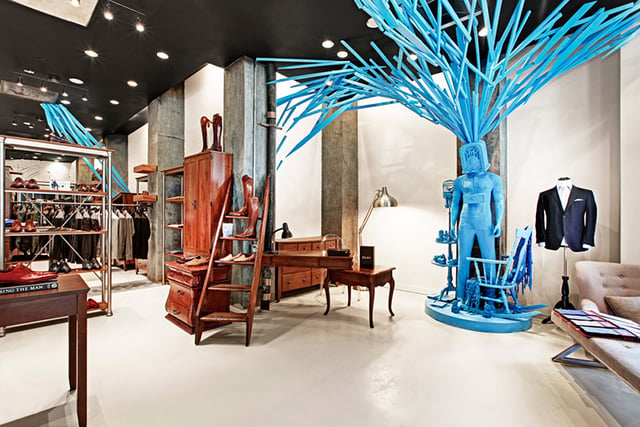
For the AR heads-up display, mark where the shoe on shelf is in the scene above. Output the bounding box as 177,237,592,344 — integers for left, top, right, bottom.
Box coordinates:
25,179,40,190
82,259,93,270
24,219,36,232
230,253,245,261
58,260,71,274
77,184,89,192
0,264,57,285
87,298,99,309
185,256,210,267
177,255,199,264
9,219,22,232
235,253,256,262
90,258,102,270
10,177,24,188
49,260,60,273
216,254,234,262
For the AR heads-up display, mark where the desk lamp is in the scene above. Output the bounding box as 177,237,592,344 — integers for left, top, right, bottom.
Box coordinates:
358,186,398,268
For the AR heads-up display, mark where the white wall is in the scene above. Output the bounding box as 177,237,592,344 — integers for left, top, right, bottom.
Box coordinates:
127,123,148,191
620,36,640,264
358,102,456,294
184,64,225,157
274,75,322,237
508,52,621,310
6,159,75,185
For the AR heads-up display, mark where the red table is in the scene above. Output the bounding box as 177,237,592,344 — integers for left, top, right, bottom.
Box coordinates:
323,264,396,328
0,274,89,427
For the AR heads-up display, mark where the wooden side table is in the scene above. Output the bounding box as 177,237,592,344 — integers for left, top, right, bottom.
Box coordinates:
323,264,396,328
0,274,89,427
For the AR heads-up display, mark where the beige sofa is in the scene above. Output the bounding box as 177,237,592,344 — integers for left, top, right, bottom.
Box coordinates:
551,261,640,393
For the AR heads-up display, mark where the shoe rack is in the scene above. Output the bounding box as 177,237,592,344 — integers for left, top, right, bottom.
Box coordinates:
431,179,457,302
0,135,114,316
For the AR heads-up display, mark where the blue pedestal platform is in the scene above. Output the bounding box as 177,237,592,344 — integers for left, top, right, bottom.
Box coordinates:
425,298,532,333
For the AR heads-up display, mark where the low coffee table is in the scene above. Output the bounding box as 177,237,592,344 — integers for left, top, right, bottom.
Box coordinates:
323,264,395,328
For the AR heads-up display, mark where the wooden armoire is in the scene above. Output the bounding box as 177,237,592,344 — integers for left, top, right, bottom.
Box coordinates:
183,150,233,256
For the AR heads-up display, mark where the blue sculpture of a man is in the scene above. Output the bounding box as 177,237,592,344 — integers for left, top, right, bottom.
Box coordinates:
450,141,505,300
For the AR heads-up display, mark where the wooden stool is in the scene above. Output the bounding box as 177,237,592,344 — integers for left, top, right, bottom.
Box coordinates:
323,264,395,328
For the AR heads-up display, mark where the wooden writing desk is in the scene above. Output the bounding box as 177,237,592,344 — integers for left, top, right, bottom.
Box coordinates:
0,274,89,427
261,250,353,269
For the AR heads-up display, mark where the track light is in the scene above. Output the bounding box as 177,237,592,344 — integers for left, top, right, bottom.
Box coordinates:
62,87,69,97
16,76,23,87
135,17,145,32
104,2,114,20
11,118,17,126
82,93,88,102
478,27,489,37
40,81,47,92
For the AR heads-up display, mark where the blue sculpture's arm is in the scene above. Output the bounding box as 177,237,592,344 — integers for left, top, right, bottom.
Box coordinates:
492,174,505,237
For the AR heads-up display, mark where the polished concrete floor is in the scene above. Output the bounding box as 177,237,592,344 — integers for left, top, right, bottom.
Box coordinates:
1,281,639,427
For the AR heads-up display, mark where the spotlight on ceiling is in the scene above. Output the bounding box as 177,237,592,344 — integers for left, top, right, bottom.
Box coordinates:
81,93,88,102
127,80,138,87
478,26,489,37
62,87,69,97
337,50,348,59
84,49,99,58
11,118,17,126
16,76,23,87
40,81,47,92
366,17,378,28
69,77,84,85
61,99,71,105
110,99,120,105
23,69,35,75
135,17,145,32
103,2,114,20
409,53,418,61
156,51,169,60
95,115,103,121
322,40,335,49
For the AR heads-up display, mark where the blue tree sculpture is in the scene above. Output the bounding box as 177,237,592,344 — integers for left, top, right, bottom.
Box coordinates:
260,0,640,160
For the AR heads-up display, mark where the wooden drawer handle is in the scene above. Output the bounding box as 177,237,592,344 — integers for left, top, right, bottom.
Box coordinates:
172,309,181,315
176,290,185,296
287,281,291,285
302,279,306,283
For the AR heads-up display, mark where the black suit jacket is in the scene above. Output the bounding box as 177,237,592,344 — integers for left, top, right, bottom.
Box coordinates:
535,186,597,252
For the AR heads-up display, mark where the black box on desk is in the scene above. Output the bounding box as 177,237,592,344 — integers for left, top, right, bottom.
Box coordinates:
359,246,374,269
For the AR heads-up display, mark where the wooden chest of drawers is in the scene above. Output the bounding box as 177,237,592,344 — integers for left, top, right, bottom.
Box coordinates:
165,261,231,334
275,236,338,301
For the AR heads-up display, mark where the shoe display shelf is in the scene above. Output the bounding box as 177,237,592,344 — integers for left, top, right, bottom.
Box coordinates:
160,164,184,284
0,135,114,316
430,179,457,303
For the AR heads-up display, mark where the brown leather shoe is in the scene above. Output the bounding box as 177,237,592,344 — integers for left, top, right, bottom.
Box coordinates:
0,264,57,285
10,219,22,232
185,256,210,267
10,177,24,188
25,179,39,190
24,219,36,232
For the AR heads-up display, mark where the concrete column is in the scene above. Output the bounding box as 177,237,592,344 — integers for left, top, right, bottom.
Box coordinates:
321,108,358,253
224,57,268,302
147,84,185,282
76,160,92,184
103,134,128,191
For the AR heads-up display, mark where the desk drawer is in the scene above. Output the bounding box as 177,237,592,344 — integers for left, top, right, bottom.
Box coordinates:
311,269,326,285
278,242,298,251
281,271,312,292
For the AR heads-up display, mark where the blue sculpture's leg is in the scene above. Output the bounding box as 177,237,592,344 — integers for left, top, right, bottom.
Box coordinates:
456,227,476,300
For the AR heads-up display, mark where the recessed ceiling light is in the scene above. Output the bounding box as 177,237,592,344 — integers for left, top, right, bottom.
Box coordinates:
337,50,348,59
69,77,84,85
135,17,145,32
322,40,335,49
23,69,35,75
127,80,138,87
478,27,489,37
44,134,49,138
61,99,71,105
84,49,99,58
409,53,418,61
109,99,120,105
94,115,103,121
156,51,169,60
85,127,92,131
366,17,378,29
23,121,31,126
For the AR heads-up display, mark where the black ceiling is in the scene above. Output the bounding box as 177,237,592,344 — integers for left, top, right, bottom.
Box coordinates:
0,0,633,143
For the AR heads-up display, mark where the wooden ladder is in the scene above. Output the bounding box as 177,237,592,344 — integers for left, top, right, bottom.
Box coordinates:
194,175,270,346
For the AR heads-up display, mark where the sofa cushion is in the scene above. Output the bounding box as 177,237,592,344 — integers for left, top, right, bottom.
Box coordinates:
605,296,640,324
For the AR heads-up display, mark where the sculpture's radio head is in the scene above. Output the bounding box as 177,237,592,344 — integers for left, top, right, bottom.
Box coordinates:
460,140,490,174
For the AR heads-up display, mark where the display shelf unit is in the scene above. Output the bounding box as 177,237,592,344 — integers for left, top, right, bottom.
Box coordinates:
161,165,184,284
0,135,114,315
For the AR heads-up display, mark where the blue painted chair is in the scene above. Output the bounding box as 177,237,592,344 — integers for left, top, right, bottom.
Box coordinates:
464,226,542,319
